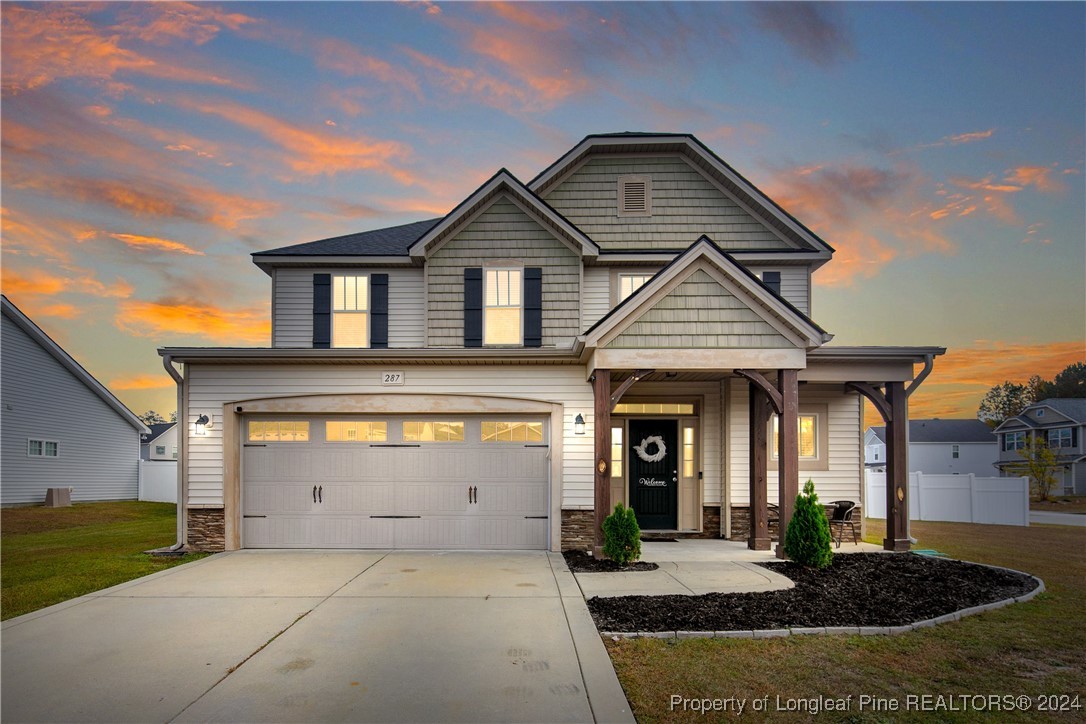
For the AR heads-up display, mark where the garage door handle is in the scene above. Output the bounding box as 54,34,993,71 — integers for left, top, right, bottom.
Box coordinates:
313,485,317,503
318,485,323,503
370,515,421,519
524,516,547,519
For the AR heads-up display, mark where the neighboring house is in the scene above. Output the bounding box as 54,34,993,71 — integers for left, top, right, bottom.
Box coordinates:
1,296,150,505
993,398,1086,495
140,423,178,461
865,419,998,477
161,132,943,553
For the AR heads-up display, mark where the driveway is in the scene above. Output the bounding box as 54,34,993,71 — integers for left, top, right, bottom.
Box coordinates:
1,550,632,723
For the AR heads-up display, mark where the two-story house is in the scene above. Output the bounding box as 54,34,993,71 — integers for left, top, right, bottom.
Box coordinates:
994,398,1086,495
865,419,998,477
160,133,944,555
140,423,178,461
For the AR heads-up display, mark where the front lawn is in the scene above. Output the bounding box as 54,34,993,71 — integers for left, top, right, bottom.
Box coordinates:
1031,495,1086,514
1,501,207,620
606,519,1085,722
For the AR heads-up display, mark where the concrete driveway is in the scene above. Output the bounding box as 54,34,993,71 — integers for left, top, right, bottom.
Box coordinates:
1,550,632,723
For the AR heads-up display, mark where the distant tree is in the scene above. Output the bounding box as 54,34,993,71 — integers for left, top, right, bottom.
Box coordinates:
138,410,168,425
977,382,1036,428
1036,362,1086,400
1007,434,1060,502
169,410,177,423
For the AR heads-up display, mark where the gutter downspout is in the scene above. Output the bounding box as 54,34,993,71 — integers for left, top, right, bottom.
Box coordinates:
162,355,186,551
903,353,936,544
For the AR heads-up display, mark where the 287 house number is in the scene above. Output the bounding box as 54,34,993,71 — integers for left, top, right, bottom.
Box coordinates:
382,371,404,385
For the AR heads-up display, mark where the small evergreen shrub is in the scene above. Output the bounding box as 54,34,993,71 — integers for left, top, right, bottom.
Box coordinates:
783,479,833,569
602,503,641,566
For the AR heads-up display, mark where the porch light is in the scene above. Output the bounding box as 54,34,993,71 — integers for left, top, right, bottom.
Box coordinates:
195,414,210,436
574,414,586,435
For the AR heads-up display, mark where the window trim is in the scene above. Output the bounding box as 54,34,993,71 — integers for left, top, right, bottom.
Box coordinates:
768,404,829,472
617,174,652,217
155,445,167,456
483,266,524,347
27,438,59,458
617,273,653,302
331,273,370,349
1003,430,1026,452
951,444,960,459
1047,427,1074,449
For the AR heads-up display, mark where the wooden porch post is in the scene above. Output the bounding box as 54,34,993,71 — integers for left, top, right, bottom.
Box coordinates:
884,381,910,551
776,368,799,559
748,383,771,550
593,370,612,554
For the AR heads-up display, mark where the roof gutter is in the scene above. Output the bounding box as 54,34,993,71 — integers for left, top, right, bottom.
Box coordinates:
906,353,936,398
162,355,186,552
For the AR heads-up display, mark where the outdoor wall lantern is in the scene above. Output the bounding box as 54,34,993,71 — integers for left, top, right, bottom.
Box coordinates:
194,414,211,436
574,414,586,435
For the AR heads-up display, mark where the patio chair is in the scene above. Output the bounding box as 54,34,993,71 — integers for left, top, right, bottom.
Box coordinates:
828,500,858,548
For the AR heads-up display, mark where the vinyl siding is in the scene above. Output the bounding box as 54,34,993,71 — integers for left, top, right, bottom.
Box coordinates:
185,364,595,508
744,266,810,316
273,268,425,348
1,315,141,504
728,379,862,506
426,196,581,347
581,266,613,329
606,270,793,349
543,155,791,251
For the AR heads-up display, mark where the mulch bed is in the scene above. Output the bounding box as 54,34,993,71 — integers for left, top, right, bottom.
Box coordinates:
563,550,659,573
587,553,1039,632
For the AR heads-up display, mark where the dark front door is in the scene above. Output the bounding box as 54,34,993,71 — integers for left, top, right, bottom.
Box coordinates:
627,419,678,530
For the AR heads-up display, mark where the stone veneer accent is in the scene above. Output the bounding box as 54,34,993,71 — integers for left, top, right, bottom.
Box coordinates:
562,506,725,551
728,505,860,544
187,508,226,551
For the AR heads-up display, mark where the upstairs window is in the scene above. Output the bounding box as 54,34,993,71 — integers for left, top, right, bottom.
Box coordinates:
484,268,522,345
1048,427,1074,448
1003,431,1025,451
761,271,782,296
618,273,652,301
332,275,369,348
155,445,166,456
617,175,652,217
952,444,960,459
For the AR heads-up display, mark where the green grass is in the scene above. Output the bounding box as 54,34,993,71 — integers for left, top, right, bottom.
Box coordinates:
1,501,208,620
606,519,1085,723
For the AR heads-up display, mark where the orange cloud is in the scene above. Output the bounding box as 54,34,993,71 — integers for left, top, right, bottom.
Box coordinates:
2,267,133,300
312,37,421,96
108,233,205,255
918,129,995,149
117,298,270,344
116,2,258,46
1005,165,1063,193
109,373,175,390
402,48,536,113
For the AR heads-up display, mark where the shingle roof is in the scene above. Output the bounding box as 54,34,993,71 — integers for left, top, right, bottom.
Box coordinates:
1033,398,1086,423
253,218,441,257
141,423,175,443
868,419,995,444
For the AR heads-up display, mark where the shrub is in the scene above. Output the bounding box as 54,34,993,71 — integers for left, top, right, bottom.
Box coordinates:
783,479,833,569
602,503,641,566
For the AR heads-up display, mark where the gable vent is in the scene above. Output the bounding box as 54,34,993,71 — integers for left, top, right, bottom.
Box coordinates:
618,175,652,217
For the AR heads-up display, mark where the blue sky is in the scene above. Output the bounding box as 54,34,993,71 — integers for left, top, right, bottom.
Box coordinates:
2,1,1083,421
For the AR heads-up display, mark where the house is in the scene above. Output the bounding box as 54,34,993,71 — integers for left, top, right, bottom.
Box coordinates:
1,296,149,505
865,419,998,477
993,398,1086,495
141,423,178,461
160,133,944,554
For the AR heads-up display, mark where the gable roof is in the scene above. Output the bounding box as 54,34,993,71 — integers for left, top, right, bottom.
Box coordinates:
992,398,1086,433
1,296,150,435
529,132,835,257
141,422,176,444
583,235,830,349
407,169,599,260
867,426,886,444
868,419,995,444
253,218,441,258
1032,398,1086,423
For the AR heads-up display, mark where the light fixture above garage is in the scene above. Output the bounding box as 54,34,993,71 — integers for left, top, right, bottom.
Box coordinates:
574,414,585,435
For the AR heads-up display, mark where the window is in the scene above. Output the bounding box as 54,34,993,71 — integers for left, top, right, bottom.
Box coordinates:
772,415,818,459
952,444,960,459
874,451,880,461
481,421,543,443
611,426,623,479
332,275,369,348
403,421,464,442
1035,409,1044,417
618,274,652,301
612,402,695,415
27,439,58,457
617,175,652,216
1048,428,1074,448
248,421,310,442
172,446,178,459
484,268,521,345
155,445,166,456
682,426,696,478
326,421,387,442
761,271,782,296
1003,431,1026,451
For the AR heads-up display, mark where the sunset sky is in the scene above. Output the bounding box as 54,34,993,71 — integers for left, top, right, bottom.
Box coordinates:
2,1,1083,425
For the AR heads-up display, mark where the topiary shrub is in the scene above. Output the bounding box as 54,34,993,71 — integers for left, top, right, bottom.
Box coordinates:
602,503,641,566
783,479,833,569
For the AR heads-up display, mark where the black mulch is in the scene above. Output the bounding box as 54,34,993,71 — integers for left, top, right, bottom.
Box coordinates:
563,550,659,573
587,553,1039,632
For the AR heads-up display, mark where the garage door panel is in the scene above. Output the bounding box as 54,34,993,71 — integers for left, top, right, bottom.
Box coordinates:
311,517,394,547
478,518,547,548
397,483,470,515
245,483,315,514
476,450,548,480
475,483,547,515
395,517,470,548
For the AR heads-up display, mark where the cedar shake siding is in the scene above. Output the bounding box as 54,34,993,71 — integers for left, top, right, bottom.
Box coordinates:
426,196,581,348
542,155,790,251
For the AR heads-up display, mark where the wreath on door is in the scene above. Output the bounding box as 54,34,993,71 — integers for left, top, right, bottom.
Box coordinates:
633,435,667,463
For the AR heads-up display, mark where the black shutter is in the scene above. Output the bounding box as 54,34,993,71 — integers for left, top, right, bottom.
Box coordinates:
762,271,781,296
524,267,542,348
312,273,331,349
464,268,483,347
370,273,389,349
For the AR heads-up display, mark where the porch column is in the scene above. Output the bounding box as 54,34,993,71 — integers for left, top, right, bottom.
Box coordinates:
884,381,910,551
776,368,799,559
747,383,771,550
593,370,612,554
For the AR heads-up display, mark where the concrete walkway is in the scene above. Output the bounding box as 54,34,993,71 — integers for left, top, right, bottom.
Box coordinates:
1030,510,1086,527
1,550,633,723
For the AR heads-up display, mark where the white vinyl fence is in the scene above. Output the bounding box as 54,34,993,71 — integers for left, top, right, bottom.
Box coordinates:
865,471,1029,526
139,460,178,503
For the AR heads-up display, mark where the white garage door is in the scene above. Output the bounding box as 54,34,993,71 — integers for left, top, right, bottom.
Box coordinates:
242,416,549,549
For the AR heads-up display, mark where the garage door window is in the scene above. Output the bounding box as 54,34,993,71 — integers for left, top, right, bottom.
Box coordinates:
481,421,543,443
326,421,388,442
249,421,310,442
403,421,464,442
